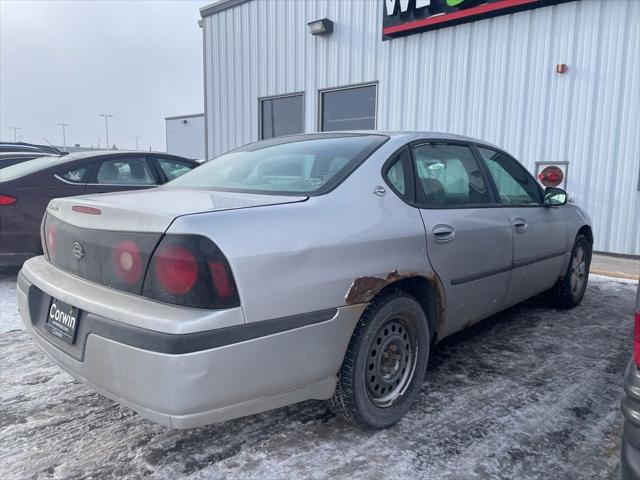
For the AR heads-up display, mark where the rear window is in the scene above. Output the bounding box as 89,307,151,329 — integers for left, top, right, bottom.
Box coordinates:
167,134,388,195
0,156,62,181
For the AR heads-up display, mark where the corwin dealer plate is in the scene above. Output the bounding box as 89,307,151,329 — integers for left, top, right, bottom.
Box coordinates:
45,298,80,344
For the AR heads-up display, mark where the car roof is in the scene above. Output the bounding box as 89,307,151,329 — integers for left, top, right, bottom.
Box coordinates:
262,131,502,149
57,150,194,162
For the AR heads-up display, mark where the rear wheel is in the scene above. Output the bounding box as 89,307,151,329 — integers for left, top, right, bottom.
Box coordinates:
548,234,592,308
328,290,430,429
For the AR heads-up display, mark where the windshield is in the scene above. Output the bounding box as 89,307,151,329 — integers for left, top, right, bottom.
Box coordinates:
0,155,62,181
168,134,387,195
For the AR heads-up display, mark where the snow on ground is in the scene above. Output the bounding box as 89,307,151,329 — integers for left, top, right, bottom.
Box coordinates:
0,269,635,479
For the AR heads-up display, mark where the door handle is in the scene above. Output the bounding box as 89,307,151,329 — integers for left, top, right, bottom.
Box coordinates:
513,218,528,233
432,224,455,242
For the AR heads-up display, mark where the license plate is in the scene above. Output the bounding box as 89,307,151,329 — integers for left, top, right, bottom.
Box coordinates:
45,298,80,344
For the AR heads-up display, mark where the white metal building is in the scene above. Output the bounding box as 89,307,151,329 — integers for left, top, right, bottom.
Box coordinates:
200,0,639,256
165,113,205,159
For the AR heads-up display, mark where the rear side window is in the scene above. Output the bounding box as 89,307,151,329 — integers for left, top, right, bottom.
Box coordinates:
412,143,491,207
477,147,542,205
58,165,89,183
96,158,155,185
384,148,412,198
157,158,195,181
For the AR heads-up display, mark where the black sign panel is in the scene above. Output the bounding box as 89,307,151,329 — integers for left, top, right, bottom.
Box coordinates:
382,0,577,39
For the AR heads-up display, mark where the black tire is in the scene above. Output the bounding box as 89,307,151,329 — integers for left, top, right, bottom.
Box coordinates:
328,290,430,429
548,234,592,309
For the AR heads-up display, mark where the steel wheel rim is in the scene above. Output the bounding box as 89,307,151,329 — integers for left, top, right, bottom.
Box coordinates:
570,246,587,295
366,316,418,408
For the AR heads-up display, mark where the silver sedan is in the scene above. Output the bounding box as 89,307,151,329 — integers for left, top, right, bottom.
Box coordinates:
18,132,593,429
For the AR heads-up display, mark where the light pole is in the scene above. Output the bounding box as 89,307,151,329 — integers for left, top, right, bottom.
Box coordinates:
10,127,20,142
57,123,70,151
135,136,141,150
98,114,113,149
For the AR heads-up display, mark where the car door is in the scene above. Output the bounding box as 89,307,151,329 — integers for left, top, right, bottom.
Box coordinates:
475,146,569,307
411,141,513,337
84,155,159,194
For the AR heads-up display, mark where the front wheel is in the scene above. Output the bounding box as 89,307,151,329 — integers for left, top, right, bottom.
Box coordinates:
328,290,430,429
548,234,592,308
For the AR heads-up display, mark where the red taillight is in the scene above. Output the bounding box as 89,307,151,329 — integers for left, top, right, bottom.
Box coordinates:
154,244,198,295
46,224,57,260
0,194,16,206
634,312,640,368
112,240,142,284
208,261,233,298
142,235,239,309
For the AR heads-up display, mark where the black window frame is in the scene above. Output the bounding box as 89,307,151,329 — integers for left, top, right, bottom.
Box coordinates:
318,82,378,132
258,92,305,141
86,155,161,186
472,144,545,208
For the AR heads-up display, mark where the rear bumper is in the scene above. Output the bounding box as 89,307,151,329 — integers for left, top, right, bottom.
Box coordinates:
621,361,640,480
18,257,364,428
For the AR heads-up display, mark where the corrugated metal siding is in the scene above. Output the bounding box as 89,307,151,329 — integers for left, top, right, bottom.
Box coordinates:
165,114,205,160
203,0,640,255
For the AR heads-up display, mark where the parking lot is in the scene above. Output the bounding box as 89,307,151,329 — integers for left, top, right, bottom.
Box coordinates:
0,268,634,480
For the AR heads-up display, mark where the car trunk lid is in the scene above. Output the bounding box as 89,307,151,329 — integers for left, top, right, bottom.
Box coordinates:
47,187,307,232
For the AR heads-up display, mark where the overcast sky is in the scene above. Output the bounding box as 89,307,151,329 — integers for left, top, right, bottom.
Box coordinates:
0,0,208,151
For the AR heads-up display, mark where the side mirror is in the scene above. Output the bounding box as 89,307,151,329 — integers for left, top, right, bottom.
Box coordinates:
544,187,567,206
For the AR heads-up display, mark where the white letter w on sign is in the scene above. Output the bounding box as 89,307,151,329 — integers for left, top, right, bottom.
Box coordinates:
385,0,431,16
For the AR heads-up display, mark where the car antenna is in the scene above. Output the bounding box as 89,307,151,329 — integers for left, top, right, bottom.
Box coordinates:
41,136,65,155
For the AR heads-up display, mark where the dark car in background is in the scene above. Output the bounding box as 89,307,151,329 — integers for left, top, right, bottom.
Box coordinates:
621,281,640,479
0,150,197,266
0,141,63,155
0,151,57,169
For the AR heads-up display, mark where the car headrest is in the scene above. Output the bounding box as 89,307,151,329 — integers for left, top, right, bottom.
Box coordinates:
99,163,119,182
421,177,446,204
129,161,147,179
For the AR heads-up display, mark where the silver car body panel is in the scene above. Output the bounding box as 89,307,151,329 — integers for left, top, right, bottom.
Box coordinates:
419,207,513,337
19,131,592,427
18,265,365,428
47,188,307,232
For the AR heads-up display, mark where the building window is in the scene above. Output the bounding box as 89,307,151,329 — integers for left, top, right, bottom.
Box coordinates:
260,93,304,140
320,83,377,132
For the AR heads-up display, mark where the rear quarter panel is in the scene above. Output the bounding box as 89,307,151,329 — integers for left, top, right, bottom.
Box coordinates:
168,136,434,323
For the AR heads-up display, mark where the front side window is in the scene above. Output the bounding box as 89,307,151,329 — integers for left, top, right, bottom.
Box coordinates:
260,94,304,140
96,158,155,185
321,84,377,132
477,147,542,205
412,143,491,207
168,134,387,195
157,158,194,181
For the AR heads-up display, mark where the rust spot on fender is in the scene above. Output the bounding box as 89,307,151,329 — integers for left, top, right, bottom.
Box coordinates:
345,270,417,305
345,270,447,341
